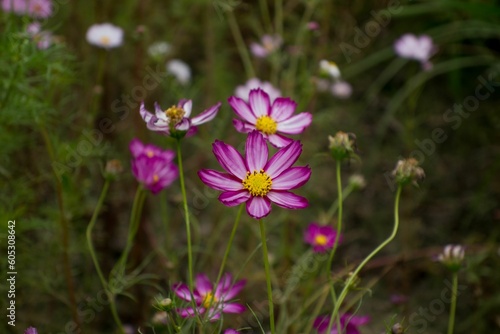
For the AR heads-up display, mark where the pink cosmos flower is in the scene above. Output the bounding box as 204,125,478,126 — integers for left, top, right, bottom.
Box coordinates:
198,131,311,219
235,78,281,103
224,330,239,334
130,139,178,194
394,34,436,69
313,314,370,334
228,88,312,148
331,81,353,99
24,328,38,334
173,273,246,321
2,0,52,18
140,99,221,138
304,223,342,253
250,34,282,58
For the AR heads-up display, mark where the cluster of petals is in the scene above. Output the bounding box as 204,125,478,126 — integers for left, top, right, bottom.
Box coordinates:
2,0,52,18
129,139,178,194
394,33,436,70
140,99,221,138
304,223,342,253
234,78,281,103
173,273,246,321
313,313,370,334
250,34,282,58
86,23,124,49
199,131,311,219
229,88,312,148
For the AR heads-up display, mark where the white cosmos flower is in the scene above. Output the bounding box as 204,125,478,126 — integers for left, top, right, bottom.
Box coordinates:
319,60,341,79
86,23,124,49
166,59,191,85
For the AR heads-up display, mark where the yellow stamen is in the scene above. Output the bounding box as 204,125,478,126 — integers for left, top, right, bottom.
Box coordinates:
202,292,217,308
165,105,185,125
242,169,272,197
255,116,278,135
314,234,328,246
100,36,111,46
146,150,154,158
153,174,159,183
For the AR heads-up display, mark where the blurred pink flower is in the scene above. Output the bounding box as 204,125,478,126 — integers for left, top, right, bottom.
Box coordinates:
140,99,221,139
250,34,282,58
24,327,38,334
307,21,320,30
394,33,436,69
129,139,178,194
26,23,52,49
235,78,281,103
314,313,370,334
229,88,312,148
2,0,52,18
173,273,246,321
331,81,352,99
304,223,342,253
198,131,310,219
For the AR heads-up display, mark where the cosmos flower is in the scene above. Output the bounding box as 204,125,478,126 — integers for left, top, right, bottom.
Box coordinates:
166,59,191,85
129,139,178,194
173,273,246,321
147,41,171,59
331,81,353,99
198,131,311,219
313,314,370,334
394,34,436,69
437,244,465,271
250,34,282,58
224,330,239,334
86,23,124,49
140,99,221,138
26,23,52,49
319,60,341,80
229,88,312,148
234,78,281,103
304,223,342,253
2,0,52,18
24,328,38,334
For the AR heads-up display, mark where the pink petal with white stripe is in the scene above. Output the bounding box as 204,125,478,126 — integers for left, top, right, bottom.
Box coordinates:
271,166,311,190
249,89,270,117
178,99,192,117
222,303,246,314
267,133,293,148
198,170,243,191
233,119,256,133
270,98,297,122
266,191,308,209
195,274,213,295
219,190,251,207
212,140,247,179
191,102,221,126
277,112,312,134
264,140,302,177
228,96,257,123
245,131,268,171
246,196,271,219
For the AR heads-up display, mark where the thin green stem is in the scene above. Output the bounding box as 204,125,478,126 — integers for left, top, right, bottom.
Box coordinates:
259,219,275,334
329,185,403,328
86,180,124,332
324,185,354,224
90,50,106,117
176,140,194,291
226,10,256,79
274,0,283,37
447,272,459,334
258,0,273,33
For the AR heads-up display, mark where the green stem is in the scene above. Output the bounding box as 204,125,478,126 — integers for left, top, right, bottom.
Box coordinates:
176,140,194,291
90,50,106,117
328,185,403,328
447,272,459,334
324,185,354,224
259,219,275,334
226,10,256,79
274,0,283,37
258,0,273,33
86,180,124,332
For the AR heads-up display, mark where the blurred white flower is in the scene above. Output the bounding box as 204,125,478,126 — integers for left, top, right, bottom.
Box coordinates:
250,34,282,58
394,34,436,69
319,60,341,79
166,59,191,85
331,80,352,99
86,23,124,49
148,41,171,59
234,78,281,102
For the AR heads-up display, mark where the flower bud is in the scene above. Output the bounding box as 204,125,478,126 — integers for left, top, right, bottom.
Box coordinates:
328,131,357,161
438,244,465,271
348,174,366,190
345,271,360,290
391,158,425,187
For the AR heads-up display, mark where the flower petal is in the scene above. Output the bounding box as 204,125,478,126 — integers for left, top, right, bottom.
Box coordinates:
270,97,297,122
233,119,256,133
175,118,191,131
178,99,192,117
228,96,257,123
277,112,312,134
140,102,154,122
191,102,221,126
198,169,243,191
154,102,166,119
219,190,251,207
264,140,302,177
195,274,213,295
177,307,204,318
246,196,271,219
266,191,308,209
173,283,193,302
220,280,246,301
245,131,268,171
129,138,144,158
212,141,247,179
221,303,246,314
271,166,311,190
249,88,270,117
267,133,293,148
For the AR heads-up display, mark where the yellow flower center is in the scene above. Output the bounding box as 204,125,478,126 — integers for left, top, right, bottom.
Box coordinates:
242,170,272,197
165,106,186,125
202,292,217,308
255,116,277,135
153,174,159,183
314,234,328,246
146,150,154,158
100,36,111,46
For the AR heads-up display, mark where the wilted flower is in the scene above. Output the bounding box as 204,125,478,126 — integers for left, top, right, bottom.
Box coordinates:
148,41,171,59
394,34,436,70
437,244,465,271
235,78,281,103
104,159,123,180
320,60,341,79
250,34,282,58
331,80,352,99
229,88,312,148
313,313,370,334
199,131,311,219
86,23,124,49
166,59,191,85
304,223,342,253
140,99,221,138
328,131,357,161
391,158,425,187
173,273,246,321
2,0,52,18
129,139,178,194
24,327,38,334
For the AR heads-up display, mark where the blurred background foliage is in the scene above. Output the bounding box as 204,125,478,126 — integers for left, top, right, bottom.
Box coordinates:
1,0,499,333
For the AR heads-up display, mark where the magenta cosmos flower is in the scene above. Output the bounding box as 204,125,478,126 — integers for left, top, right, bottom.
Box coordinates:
229,88,312,148
140,99,221,138
198,131,311,219
173,273,246,321
2,0,52,18
130,139,178,194
314,314,370,334
304,223,342,253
